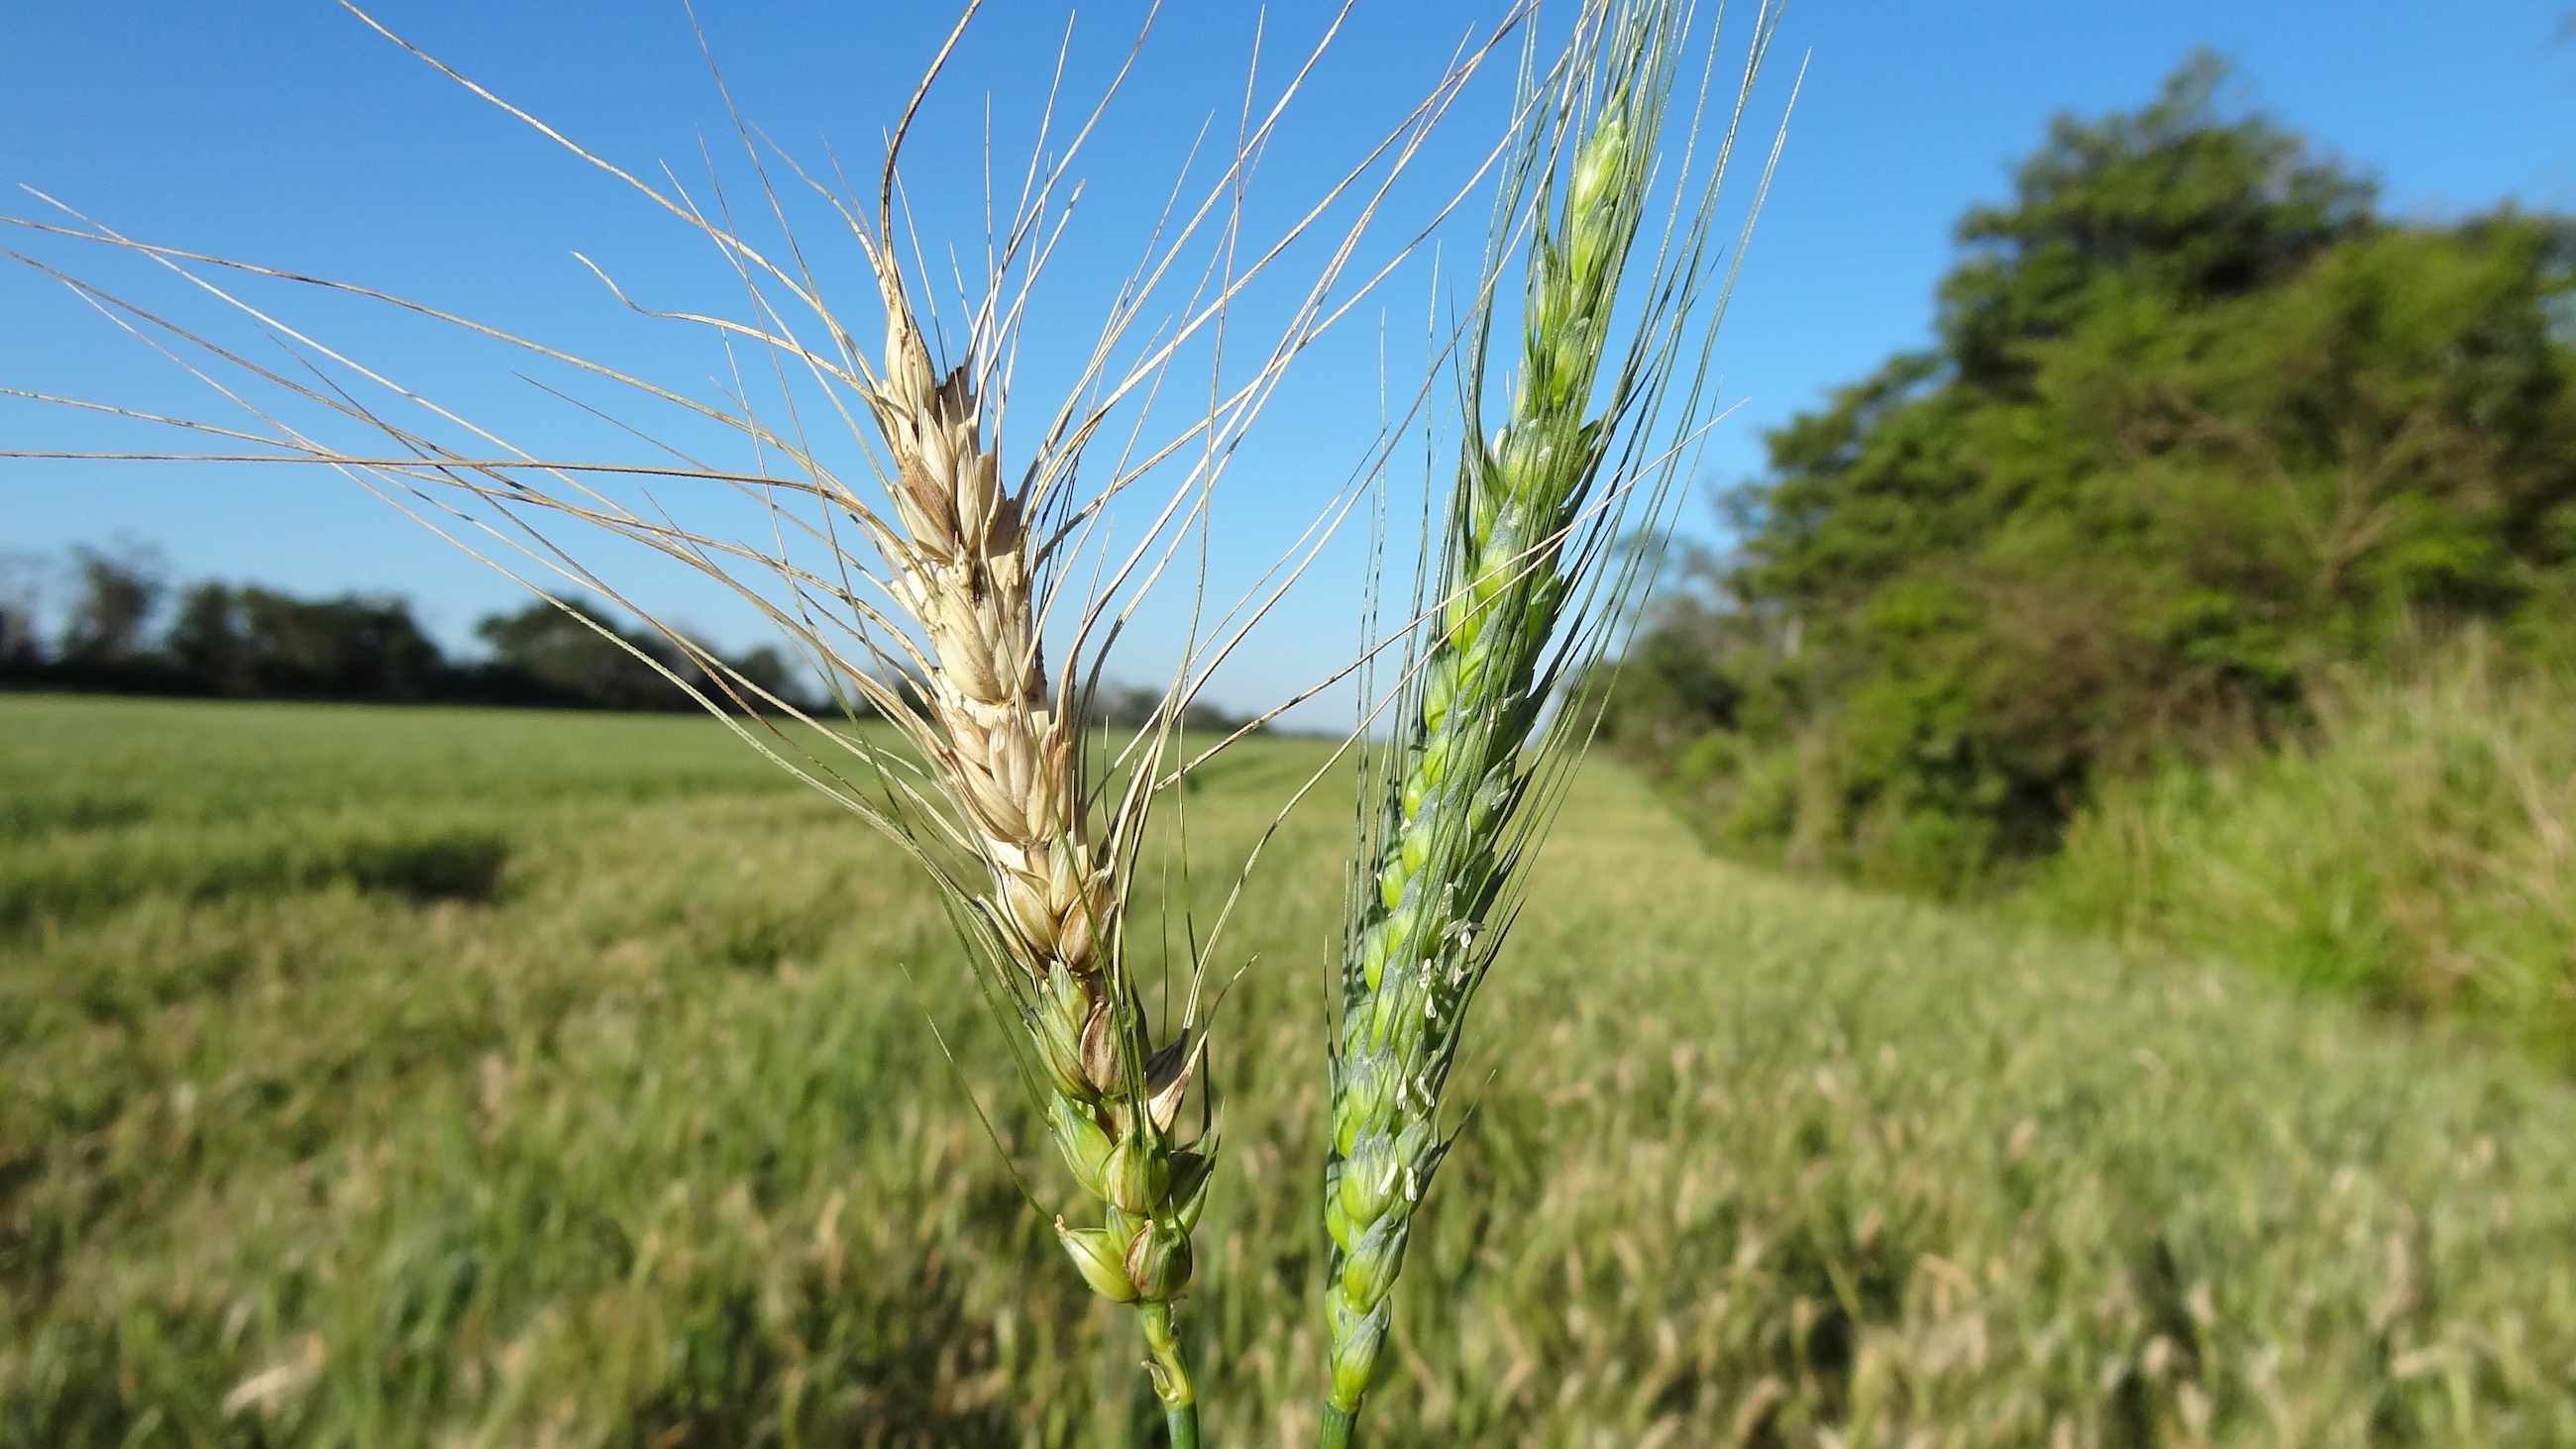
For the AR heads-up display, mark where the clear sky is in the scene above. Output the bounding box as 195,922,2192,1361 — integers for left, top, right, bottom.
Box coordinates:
5,1,2570,728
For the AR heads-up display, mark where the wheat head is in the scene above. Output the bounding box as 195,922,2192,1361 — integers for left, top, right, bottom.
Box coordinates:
1320,2,1792,1440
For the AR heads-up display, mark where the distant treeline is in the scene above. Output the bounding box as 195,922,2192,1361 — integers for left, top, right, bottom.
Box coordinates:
0,546,1262,732
1594,53,2576,897
0,544,820,713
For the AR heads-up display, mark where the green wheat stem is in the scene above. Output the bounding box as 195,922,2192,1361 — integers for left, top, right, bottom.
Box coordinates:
1137,1299,1201,1449
1034,966,1215,1438
1320,2,1679,1437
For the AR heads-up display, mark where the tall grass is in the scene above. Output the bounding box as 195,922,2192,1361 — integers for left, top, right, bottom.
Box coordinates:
7,694,2576,1446
2026,635,2576,1070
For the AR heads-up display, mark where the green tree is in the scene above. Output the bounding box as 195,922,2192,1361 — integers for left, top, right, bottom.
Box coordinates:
56,544,165,667
718,644,803,711
236,587,448,700
0,552,44,670
475,596,683,711
164,582,253,694
472,596,816,713
1609,55,2576,894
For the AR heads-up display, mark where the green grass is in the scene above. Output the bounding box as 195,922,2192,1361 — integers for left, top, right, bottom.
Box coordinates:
4,693,2573,1446
2026,642,2576,1073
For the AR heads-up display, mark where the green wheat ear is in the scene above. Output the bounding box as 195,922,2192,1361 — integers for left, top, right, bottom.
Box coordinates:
1319,0,1791,1442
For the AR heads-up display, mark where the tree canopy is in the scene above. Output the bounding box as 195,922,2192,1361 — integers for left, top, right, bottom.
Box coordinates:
1606,54,2576,894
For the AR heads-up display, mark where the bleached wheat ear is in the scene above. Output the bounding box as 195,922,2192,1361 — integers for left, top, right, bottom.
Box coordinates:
855,209,1234,1425
2,1,1540,1437
1319,1,1795,1442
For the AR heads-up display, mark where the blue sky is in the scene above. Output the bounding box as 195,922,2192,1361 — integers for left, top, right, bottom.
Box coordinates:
5,0,2570,727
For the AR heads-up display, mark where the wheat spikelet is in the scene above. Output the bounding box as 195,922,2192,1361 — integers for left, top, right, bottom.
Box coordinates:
1319,2,1794,1441
849,225,1232,1433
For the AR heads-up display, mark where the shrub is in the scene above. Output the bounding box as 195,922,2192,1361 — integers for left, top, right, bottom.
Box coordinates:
2026,633,2576,1067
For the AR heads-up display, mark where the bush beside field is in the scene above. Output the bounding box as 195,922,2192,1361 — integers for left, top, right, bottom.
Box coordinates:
4,695,2573,1446
2024,642,2576,1073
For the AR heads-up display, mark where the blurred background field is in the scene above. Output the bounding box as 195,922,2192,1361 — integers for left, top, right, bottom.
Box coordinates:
5,693,2573,1447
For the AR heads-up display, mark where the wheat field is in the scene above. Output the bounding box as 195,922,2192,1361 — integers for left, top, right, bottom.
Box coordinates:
4,693,2572,1446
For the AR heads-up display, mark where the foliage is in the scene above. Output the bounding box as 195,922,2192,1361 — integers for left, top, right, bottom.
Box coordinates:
5,695,2573,1446
1087,681,1258,736
176,582,451,702
1605,54,2576,896
53,544,167,668
470,595,805,715
2023,634,2576,1070
0,558,45,671
1,547,819,714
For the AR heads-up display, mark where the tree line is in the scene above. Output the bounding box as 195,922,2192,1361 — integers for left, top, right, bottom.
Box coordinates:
1596,53,2576,896
0,544,820,713
0,545,1268,733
